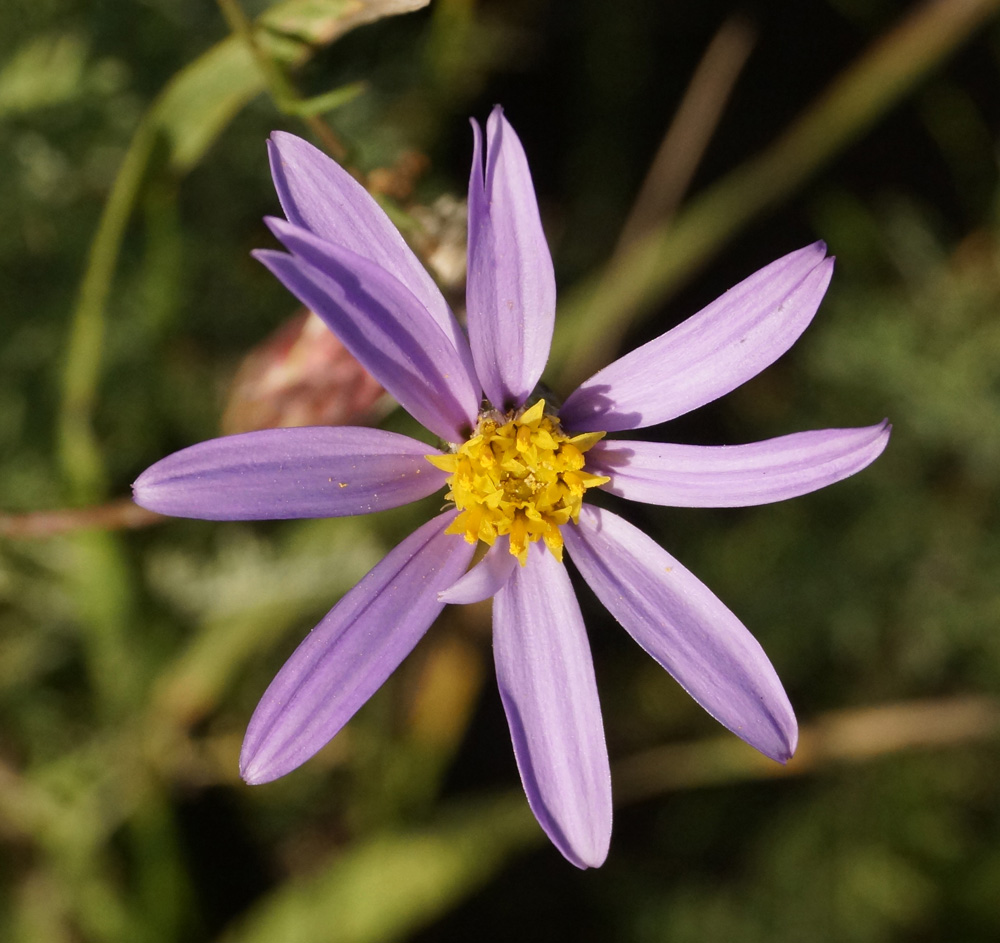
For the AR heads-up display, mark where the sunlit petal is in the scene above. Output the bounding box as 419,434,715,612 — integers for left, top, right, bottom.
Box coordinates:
257,222,480,441
561,243,834,432
241,511,476,784
133,426,448,519
467,106,556,410
268,132,474,371
589,421,890,507
493,543,612,868
438,538,518,604
565,506,797,762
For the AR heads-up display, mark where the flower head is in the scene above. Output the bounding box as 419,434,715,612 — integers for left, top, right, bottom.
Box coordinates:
428,399,609,564
133,106,890,869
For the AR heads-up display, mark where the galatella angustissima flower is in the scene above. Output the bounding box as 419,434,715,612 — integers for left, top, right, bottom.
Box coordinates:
134,106,890,868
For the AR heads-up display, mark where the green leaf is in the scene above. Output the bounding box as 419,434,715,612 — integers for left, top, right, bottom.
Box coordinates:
151,37,265,175
58,0,429,500
285,80,367,118
259,0,430,46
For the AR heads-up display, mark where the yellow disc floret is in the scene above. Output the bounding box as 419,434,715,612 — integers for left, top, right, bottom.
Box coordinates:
425,400,609,565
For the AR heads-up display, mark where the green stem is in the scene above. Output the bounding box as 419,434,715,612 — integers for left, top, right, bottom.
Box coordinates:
216,0,298,107
216,0,348,158
58,116,159,503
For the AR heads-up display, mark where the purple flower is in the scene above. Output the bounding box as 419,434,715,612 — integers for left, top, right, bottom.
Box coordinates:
133,106,889,869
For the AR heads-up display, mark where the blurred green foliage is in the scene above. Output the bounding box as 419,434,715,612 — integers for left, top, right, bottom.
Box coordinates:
2,0,1000,941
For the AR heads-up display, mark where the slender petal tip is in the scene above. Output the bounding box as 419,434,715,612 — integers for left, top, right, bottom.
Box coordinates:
565,506,798,764
493,545,613,869
253,226,480,441
131,428,448,521
239,512,476,784
561,241,835,432
466,105,556,409
589,418,891,509
266,130,471,366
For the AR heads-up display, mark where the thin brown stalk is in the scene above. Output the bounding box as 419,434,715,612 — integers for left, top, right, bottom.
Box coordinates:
614,16,757,253
555,0,1000,388
614,695,1000,804
0,499,162,539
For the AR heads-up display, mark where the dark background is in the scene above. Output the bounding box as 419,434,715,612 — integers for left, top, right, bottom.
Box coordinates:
1,1,999,941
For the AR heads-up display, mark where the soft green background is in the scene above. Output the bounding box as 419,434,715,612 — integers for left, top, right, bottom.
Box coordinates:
2,0,999,940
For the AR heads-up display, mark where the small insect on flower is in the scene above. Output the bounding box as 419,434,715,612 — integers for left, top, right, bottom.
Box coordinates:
133,106,890,869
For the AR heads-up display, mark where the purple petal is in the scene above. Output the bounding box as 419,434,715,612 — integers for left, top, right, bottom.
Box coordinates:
493,543,612,868
267,132,474,371
564,505,797,762
588,421,890,508
438,538,517,604
560,243,834,432
467,106,556,411
241,511,476,784
132,427,449,520
256,221,480,442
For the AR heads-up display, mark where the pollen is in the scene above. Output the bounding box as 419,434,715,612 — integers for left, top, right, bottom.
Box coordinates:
426,400,609,565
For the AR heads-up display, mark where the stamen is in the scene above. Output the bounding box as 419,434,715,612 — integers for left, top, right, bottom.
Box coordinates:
427,400,609,564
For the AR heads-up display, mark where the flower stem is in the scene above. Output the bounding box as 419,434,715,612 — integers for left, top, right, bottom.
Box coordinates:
215,0,348,159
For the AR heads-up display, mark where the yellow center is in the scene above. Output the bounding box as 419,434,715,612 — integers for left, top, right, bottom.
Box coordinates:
425,400,609,565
